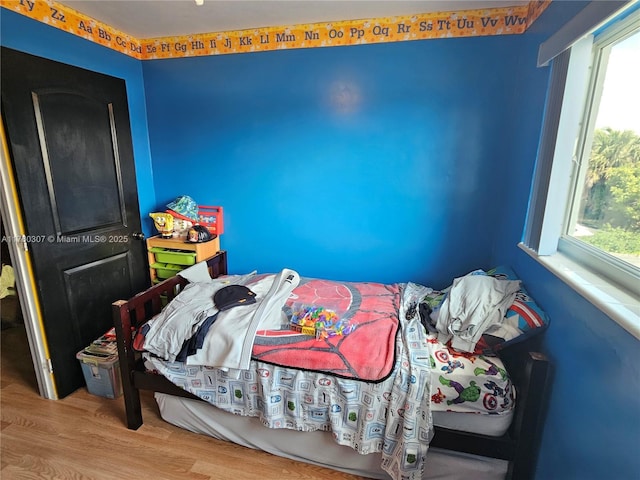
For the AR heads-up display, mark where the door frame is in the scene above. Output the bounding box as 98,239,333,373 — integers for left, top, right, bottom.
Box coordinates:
0,120,57,400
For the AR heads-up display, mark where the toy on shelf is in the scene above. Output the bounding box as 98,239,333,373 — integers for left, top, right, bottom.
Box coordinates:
164,196,225,236
169,205,224,235
196,205,224,235
186,225,217,243
149,212,174,238
289,304,356,340
172,218,193,238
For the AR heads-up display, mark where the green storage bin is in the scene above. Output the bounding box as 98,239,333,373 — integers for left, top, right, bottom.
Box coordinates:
149,247,197,266
151,262,185,279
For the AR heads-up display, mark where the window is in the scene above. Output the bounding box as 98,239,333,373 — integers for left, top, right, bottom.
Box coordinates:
523,3,640,334
562,18,640,291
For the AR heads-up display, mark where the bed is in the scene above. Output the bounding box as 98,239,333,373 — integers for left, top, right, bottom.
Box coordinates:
112,251,551,480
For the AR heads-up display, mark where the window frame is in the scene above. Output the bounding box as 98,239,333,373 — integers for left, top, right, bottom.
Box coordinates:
523,3,640,339
559,12,640,297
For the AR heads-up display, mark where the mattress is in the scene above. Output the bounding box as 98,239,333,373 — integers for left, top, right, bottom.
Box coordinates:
432,410,512,437
155,392,509,480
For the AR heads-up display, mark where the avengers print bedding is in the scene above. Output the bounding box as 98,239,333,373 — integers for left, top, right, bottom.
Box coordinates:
138,273,514,480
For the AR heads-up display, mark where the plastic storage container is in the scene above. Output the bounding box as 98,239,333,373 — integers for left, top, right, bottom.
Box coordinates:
76,350,123,399
148,247,197,266
150,262,185,279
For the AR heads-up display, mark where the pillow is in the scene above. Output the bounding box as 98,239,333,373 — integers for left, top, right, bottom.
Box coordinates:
485,266,549,350
179,262,258,286
178,261,211,283
420,266,549,354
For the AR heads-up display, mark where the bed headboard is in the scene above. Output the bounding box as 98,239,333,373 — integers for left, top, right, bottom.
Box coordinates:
113,251,227,326
112,251,227,429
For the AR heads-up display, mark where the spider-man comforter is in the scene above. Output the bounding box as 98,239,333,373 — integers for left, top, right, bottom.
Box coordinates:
251,277,400,382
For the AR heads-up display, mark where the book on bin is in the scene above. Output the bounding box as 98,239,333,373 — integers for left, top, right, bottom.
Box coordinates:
82,327,118,357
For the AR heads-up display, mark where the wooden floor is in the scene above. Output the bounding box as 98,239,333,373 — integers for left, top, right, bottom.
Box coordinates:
1,324,368,479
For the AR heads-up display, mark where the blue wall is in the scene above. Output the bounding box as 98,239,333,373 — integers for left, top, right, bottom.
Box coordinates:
0,9,157,236
514,256,640,479
2,3,639,479
143,36,526,285
492,2,640,479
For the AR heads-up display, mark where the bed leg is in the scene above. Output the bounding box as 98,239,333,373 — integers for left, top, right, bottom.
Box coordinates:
113,299,143,430
122,381,143,430
506,352,551,480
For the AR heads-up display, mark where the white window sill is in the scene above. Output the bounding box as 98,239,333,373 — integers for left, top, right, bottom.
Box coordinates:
518,243,640,340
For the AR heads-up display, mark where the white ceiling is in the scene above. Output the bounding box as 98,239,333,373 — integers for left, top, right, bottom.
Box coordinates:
57,0,530,39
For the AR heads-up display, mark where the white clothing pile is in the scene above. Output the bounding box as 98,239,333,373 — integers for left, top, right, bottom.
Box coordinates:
434,273,521,352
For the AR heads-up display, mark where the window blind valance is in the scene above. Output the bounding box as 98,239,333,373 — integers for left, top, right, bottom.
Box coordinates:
537,0,633,67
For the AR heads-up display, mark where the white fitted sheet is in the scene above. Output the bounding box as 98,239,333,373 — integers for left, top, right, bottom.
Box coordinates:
432,409,513,436
155,392,508,480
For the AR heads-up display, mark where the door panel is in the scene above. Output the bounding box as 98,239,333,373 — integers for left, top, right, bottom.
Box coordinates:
63,253,133,347
1,47,149,398
33,91,125,233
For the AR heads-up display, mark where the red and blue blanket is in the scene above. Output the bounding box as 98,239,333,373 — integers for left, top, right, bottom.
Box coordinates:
251,277,401,382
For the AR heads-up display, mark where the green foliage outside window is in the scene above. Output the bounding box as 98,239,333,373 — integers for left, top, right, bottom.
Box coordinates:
578,128,640,255
580,226,640,255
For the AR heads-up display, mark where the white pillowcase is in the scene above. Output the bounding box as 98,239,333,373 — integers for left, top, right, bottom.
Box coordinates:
178,261,211,283
179,261,257,286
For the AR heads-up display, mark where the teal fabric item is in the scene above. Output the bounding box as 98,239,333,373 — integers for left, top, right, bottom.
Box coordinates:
167,195,198,221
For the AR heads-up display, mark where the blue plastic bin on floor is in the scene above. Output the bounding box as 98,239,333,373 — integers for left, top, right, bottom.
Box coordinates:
76,350,122,399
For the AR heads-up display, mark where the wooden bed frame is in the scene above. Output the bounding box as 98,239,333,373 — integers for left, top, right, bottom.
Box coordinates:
112,251,551,480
